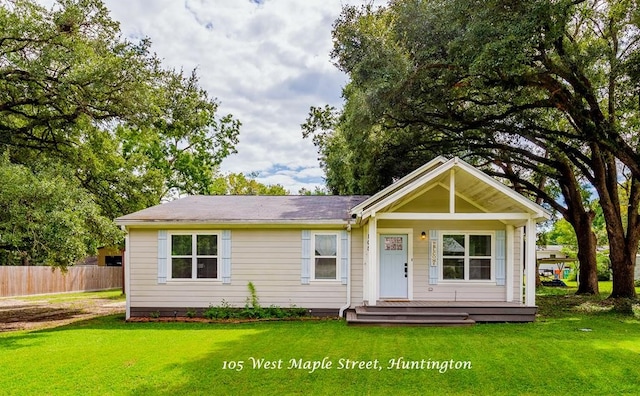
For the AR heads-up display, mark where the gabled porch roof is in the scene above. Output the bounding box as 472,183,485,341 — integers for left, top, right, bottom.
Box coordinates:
350,157,551,225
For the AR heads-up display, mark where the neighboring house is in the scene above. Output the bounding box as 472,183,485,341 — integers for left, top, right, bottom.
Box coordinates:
116,157,550,325
537,245,575,278
97,246,123,267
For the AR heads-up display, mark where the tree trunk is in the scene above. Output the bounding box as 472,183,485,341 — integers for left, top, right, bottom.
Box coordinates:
607,175,640,299
608,239,638,298
556,159,599,294
590,148,639,299
570,213,599,295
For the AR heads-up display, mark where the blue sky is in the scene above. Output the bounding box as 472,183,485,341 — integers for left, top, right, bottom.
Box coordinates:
96,0,380,193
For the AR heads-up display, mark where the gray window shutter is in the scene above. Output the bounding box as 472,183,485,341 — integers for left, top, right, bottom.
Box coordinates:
157,230,167,284
301,230,311,284
221,230,232,284
340,230,348,285
495,230,506,285
428,230,439,285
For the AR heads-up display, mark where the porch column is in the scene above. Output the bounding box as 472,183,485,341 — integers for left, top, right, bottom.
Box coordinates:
506,225,514,302
367,213,378,306
525,218,536,306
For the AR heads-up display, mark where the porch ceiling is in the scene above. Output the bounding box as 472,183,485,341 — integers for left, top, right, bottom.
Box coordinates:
452,169,529,214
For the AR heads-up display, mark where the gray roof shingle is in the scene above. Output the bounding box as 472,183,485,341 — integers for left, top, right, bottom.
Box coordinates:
116,195,370,224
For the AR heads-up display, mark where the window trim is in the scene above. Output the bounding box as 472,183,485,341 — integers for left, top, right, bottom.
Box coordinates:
311,231,341,282
439,231,495,283
167,231,220,281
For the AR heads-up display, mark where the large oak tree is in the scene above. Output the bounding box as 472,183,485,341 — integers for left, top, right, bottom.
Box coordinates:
305,0,640,298
0,0,240,266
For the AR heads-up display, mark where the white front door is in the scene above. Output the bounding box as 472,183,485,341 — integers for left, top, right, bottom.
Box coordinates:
379,234,408,299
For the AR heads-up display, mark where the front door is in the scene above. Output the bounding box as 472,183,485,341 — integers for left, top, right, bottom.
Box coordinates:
379,234,408,299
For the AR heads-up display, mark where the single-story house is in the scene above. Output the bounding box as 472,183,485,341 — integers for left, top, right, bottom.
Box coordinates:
116,157,550,325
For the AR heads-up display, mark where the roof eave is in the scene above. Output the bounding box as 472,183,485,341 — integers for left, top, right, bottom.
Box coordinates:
349,156,449,215
116,219,352,228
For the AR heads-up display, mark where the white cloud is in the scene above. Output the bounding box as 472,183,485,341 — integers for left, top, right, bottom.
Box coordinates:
96,0,380,193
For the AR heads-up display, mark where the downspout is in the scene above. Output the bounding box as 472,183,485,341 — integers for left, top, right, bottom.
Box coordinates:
121,225,131,320
339,220,353,318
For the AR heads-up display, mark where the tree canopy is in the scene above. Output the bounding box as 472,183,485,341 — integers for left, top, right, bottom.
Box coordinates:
0,158,122,266
209,172,288,196
0,0,241,267
305,0,640,297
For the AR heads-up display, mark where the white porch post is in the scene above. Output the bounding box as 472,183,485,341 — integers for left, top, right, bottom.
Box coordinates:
506,225,514,302
525,218,536,306
367,213,378,306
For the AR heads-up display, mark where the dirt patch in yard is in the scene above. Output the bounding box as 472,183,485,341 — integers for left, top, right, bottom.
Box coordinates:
0,295,125,332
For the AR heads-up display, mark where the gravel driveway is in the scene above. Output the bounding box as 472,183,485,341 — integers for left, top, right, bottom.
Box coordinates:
0,294,125,332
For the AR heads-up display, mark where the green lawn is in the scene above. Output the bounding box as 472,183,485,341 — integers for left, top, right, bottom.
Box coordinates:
1,285,639,396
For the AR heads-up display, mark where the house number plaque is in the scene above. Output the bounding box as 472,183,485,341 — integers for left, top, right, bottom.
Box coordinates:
384,237,403,251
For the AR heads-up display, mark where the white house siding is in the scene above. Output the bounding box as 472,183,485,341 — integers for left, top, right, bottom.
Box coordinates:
127,228,347,314
350,227,364,307
376,220,512,302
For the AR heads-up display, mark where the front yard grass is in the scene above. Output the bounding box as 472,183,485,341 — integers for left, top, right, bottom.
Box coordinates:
1,283,638,395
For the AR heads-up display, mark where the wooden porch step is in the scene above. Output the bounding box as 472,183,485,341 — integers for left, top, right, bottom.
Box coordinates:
363,303,538,322
354,306,471,321
346,309,476,327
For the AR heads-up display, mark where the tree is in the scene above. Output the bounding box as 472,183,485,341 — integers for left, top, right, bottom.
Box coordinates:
0,0,241,265
117,70,240,204
209,172,288,196
1,0,240,215
307,0,640,297
298,186,330,195
0,0,153,151
0,158,121,267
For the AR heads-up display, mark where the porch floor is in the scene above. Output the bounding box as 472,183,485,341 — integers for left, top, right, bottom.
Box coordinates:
346,301,537,326
375,300,525,307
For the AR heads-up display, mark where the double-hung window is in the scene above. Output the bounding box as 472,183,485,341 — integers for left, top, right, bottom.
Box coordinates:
441,233,492,281
313,233,338,280
170,233,218,280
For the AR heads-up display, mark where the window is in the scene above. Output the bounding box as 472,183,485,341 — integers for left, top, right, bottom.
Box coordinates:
441,233,492,281
313,233,338,280
170,233,218,280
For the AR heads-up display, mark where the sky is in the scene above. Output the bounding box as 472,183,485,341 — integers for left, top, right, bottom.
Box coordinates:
95,0,378,194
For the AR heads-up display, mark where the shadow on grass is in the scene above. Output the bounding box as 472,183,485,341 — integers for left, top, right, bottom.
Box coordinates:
0,332,48,351
536,288,640,321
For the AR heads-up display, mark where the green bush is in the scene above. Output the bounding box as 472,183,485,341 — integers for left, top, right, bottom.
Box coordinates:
203,300,238,320
202,283,308,320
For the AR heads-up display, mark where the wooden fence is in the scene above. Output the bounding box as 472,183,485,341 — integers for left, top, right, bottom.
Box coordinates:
0,266,123,297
